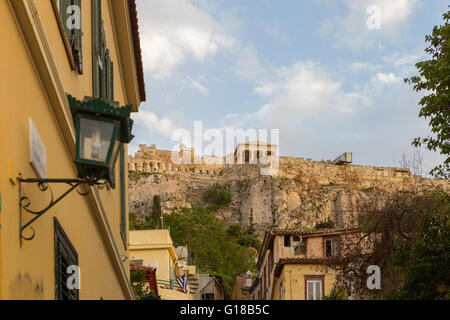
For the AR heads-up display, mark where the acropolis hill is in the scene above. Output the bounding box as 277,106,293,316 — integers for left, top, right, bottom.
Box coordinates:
128,143,447,236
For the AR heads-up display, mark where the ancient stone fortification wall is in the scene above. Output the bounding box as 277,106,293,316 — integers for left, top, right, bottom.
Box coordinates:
128,144,446,237
129,144,415,183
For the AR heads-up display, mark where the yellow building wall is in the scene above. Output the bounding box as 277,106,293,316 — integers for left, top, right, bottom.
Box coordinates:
272,264,336,300
129,230,194,300
130,248,172,282
33,0,130,254
129,230,178,283
0,0,136,299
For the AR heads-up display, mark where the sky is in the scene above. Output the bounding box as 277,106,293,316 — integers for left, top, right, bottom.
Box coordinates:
131,0,449,173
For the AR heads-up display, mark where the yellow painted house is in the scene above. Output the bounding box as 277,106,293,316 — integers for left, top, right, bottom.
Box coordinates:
129,230,194,300
250,228,359,300
0,0,145,300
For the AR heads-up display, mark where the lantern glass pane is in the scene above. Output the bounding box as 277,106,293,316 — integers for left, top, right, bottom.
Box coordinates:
79,118,114,163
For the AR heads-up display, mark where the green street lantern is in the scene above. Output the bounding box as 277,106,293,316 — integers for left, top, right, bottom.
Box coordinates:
17,94,135,245
68,94,134,184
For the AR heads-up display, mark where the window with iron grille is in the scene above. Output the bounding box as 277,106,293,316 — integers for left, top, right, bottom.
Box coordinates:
54,218,79,300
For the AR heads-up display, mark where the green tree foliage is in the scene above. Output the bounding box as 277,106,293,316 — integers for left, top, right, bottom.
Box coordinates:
130,269,150,300
404,9,450,178
323,287,347,300
164,207,257,294
337,188,449,299
388,191,450,300
152,195,162,229
247,211,256,235
226,223,261,250
129,212,138,231
129,196,163,230
203,184,232,210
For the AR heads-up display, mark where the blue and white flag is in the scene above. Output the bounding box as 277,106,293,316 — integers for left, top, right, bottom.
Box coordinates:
177,273,188,293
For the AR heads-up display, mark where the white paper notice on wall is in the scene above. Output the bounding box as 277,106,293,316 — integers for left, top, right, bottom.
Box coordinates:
29,118,47,178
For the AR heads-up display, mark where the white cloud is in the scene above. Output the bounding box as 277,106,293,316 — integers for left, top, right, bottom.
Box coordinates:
383,52,423,67
187,77,209,95
373,72,402,84
350,61,383,73
132,110,175,137
234,45,265,82
250,62,363,117
221,60,438,167
320,0,420,49
136,0,235,79
264,20,291,45
382,51,425,76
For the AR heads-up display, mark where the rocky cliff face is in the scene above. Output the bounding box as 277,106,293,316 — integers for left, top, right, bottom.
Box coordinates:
128,147,446,237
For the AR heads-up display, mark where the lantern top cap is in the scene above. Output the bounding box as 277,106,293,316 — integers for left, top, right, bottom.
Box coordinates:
67,94,134,143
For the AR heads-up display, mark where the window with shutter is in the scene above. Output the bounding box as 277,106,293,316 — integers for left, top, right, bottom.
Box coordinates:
92,0,114,102
53,0,83,74
54,218,79,300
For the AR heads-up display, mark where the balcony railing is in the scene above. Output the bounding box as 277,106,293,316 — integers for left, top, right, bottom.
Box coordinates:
157,279,185,292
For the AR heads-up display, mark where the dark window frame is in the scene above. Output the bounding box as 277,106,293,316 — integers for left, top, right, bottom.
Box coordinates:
54,218,79,300
324,237,339,258
284,235,291,247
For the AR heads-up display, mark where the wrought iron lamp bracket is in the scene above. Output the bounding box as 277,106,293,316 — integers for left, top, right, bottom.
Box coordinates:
18,176,107,246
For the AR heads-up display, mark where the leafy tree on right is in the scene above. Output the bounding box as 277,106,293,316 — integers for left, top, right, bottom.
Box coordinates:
404,9,450,179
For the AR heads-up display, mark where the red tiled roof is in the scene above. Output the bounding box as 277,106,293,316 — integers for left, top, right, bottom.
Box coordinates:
128,0,146,102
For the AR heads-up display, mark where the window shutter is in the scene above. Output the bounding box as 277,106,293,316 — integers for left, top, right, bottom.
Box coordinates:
92,0,101,97
307,281,314,300
92,0,113,102
73,0,83,74
105,49,111,101
59,0,72,40
315,281,322,300
106,51,114,101
100,46,107,100
109,56,114,101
